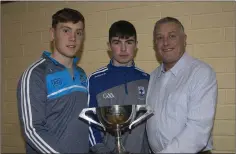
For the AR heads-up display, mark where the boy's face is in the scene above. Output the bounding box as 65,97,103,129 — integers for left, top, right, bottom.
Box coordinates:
50,21,84,58
108,36,137,67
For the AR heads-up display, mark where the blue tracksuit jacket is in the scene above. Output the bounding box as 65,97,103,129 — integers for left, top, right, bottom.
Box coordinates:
17,51,89,153
88,60,150,153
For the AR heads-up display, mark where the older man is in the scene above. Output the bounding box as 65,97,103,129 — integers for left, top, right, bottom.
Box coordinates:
146,17,217,153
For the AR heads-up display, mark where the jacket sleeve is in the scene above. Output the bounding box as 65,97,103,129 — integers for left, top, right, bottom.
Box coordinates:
87,77,104,148
17,68,63,153
160,66,218,153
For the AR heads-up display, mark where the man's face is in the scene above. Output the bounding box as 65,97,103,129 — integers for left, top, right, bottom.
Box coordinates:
154,22,187,70
51,21,84,58
108,36,137,66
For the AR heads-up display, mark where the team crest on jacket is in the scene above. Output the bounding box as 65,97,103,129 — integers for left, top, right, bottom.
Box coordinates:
51,78,62,87
138,86,145,96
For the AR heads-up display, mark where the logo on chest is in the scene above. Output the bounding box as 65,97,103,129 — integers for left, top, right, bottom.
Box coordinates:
103,92,115,99
51,78,62,87
138,86,145,100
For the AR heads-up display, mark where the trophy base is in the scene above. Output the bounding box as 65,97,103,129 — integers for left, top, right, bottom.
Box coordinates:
111,150,130,154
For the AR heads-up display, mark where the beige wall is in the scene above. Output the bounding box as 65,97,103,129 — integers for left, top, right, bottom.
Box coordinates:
1,1,235,153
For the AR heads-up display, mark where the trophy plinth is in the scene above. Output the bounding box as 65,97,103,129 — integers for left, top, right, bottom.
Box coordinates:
79,105,153,154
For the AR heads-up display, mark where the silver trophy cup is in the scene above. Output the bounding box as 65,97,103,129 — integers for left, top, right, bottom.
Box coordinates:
79,104,153,154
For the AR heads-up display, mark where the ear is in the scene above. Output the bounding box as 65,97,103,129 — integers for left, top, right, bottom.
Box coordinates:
184,34,187,47
107,41,112,59
50,27,55,42
107,41,111,51
135,41,138,50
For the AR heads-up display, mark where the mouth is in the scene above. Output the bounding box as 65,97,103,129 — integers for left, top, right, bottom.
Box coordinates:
162,48,174,52
67,45,76,49
119,55,129,57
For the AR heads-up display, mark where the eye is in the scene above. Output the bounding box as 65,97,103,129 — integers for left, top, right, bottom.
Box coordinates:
63,28,70,33
127,41,134,44
156,35,163,41
112,41,120,44
169,34,176,39
77,31,83,36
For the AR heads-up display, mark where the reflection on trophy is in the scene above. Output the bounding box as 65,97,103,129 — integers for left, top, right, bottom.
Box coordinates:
79,104,153,154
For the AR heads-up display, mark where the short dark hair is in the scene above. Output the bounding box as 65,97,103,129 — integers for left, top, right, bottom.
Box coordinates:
109,20,137,42
154,17,185,34
52,8,85,28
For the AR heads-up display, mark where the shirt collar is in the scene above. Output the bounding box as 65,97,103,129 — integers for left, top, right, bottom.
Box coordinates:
157,63,165,78
157,52,192,78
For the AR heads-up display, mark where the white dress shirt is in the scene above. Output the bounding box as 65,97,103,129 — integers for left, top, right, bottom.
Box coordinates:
146,52,217,153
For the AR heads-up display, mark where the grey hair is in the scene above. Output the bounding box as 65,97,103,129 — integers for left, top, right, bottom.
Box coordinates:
153,17,185,35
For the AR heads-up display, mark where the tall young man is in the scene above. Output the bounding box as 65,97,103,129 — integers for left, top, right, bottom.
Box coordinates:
17,8,89,153
88,20,150,153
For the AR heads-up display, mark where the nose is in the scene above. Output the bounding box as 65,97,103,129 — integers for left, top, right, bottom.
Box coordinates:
69,32,76,41
163,37,169,46
121,42,126,51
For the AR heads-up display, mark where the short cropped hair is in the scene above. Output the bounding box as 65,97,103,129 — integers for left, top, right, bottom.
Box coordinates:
52,8,85,28
154,17,185,34
109,20,137,42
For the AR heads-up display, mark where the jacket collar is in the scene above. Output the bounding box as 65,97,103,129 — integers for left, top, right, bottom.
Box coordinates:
107,59,135,71
42,51,79,67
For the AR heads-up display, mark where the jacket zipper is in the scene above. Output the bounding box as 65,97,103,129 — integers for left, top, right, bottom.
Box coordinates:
124,72,128,94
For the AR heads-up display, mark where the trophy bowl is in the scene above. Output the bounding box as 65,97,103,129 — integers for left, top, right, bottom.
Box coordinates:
97,105,134,131
79,104,153,154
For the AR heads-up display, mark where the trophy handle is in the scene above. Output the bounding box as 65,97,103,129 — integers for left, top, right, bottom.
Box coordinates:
129,105,153,129
79,108,106,131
